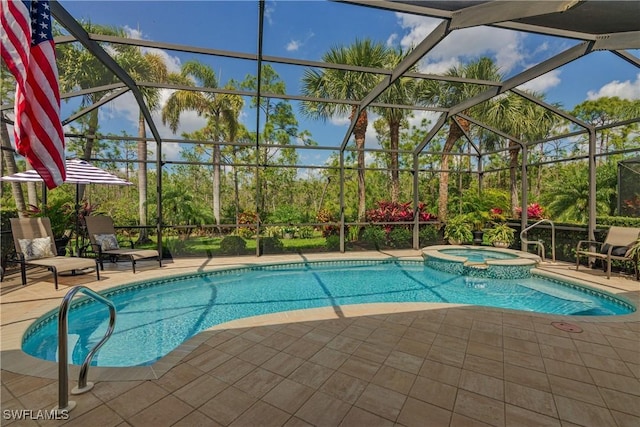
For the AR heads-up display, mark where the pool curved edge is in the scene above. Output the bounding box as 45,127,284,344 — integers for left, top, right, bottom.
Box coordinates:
2,253,639,382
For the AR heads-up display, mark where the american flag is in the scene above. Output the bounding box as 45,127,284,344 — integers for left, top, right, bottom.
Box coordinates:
1,0,65,189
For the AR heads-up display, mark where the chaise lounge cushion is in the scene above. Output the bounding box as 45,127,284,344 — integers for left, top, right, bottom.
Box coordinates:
600,244,630,257
94,233,120,251
18,237,55,260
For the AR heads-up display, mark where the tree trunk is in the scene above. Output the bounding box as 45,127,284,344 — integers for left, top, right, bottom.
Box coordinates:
1,120,26,215
25,162,38,207
390,119,400,203
351,107,368,223
78,110,100,201
213,143,221,227
437,118,467,222
136,112,150,243
233,147,240,226
509,139,520,217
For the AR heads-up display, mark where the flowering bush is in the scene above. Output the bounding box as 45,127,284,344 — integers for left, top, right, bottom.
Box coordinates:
316,208,339,237
365,201,436,232
515,203,546,219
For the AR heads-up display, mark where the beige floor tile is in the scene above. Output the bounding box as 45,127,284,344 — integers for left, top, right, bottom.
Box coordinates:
237,343,280,366
599,388,640,418
463,354,504,379
309,347,350,369
260,332,299,351
282,416,313,427
539,344,583,365
234,367,284,399
554,395,618,427
459,370,504,401
185,347,232,373
394,337,430,357
384,350,424,375
127,395,193,427
295,391,351,426
503,364,551,393
340,406,394,427
351,341,392,364
611,410,640,427
106,382,168,419
215,336,256,356
338,355,380,382
426,344,465,367
326,335,363,354
91,381,143,403
283,338,324,360
208,357,255,384
454,390,505,427
503,336,541,356
418,359,461,386
589,368,640,396
581,352,634,376
504,404,561,427
261,352,305,377
399,396,452,426
319,371,367,405
171,410,221,427
466,340,504,362
504,381,557,418
229,401,291,427
62,404,124,427
354,383,406,421
198,386,257,425
3,376,55,398
288,361,335,389
503,348,545,372
548,375,605,406
262,379,315,414
370,365,416,395
152,362,203,393
542,358,593,383
172,374,228,408
409,375,457,411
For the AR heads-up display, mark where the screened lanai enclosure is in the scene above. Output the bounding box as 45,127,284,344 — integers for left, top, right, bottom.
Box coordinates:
1,0,639,261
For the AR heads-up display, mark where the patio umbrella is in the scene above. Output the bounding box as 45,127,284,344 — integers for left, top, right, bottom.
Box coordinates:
1,159,133,254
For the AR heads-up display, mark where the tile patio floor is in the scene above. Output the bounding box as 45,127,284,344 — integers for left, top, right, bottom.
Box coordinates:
1,250,639,426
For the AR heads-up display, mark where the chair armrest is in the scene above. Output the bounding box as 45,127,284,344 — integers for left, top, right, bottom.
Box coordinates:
576,240,602,252
119,239,135,249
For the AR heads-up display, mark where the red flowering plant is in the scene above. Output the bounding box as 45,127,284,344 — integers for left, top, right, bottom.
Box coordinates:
489,207,506,223
515,203,546,219
365,201,435,233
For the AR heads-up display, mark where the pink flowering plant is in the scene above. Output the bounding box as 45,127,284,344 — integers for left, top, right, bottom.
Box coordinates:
515,203,546,219
365,201,436,232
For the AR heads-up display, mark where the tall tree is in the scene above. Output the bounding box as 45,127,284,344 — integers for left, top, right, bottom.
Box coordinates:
301,38,388,222
372,47,421,202
420,57,502,222
120,51,169,242
162,61,242,226
484,92,558,216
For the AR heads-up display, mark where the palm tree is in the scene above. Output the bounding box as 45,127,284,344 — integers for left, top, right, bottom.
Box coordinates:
301,38,388,222
420,57,502,222
484,92,558,216
161,61,241,226
121,51,168,243
372,47,421,202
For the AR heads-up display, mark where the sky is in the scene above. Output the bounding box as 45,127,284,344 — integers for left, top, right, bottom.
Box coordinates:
53,0,640,169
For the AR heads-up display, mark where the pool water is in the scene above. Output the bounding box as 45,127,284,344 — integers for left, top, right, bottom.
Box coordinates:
22,260,634,367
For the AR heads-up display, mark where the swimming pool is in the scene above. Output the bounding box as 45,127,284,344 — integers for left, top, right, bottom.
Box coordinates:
22,260,635,367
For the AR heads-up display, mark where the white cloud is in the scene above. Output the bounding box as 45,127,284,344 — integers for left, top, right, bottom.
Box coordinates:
518,69,562,93
286,40,301,52
386,33,398,47
123,25,182,74
394,12,525,75
587,73,640,100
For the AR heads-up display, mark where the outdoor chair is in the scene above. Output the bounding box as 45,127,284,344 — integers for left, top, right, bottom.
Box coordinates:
10,217,100,290
575,226,640,279
85,215,161,273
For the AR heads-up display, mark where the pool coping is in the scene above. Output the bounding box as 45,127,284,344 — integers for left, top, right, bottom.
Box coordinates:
2,253,638,382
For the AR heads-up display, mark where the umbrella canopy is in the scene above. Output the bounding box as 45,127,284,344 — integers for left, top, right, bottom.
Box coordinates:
0,159,132,185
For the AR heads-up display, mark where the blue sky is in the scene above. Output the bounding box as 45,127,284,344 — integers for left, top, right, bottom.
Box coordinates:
56,1,640,167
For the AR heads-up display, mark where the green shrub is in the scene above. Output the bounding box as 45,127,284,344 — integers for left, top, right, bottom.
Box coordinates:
220,236,247,255
299,226,314,238
260,236,284,254
325,235,340,251
388,227,412,248
362,226,386,249
419,225,439,246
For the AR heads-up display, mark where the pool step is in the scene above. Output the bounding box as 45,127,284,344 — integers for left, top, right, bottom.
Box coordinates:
464,261,488,269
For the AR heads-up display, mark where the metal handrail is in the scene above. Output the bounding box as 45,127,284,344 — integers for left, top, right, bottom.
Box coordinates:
520,219,556,262
54,286,116,413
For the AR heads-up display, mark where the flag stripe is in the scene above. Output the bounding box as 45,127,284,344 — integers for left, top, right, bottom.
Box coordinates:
1,0,65,189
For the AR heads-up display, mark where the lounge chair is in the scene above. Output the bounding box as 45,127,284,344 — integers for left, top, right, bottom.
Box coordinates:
10,217,100,289
85,215,161,273
575,226,640,279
